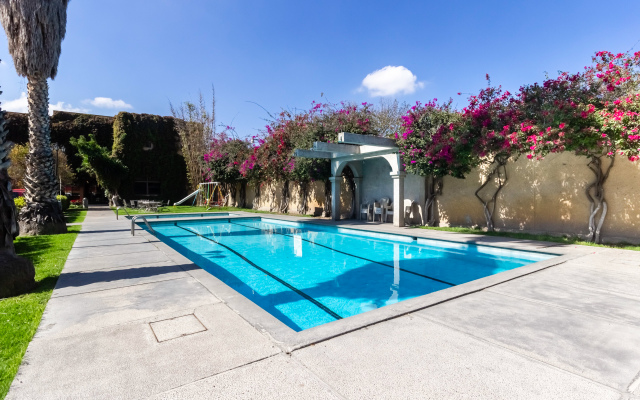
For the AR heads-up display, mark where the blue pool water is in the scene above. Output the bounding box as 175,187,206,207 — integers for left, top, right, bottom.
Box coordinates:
149,218,555,331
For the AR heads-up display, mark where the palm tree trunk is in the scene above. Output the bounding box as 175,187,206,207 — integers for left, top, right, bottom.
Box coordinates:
18,75,66,235
0,106,35,298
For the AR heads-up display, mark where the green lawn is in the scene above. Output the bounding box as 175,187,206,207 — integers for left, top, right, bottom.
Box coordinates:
0,225,81,399
112,205,313,218
417,226,640,251
64,208,87,224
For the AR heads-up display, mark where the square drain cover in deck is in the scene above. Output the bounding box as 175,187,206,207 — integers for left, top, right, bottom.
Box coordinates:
150,314,207,342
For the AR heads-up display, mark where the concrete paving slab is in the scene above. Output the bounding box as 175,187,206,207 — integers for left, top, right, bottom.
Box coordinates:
74,231,139,243
418,291,640,391
77,225,130,233
51,262,194,298
610,256,640,267
489,275,640,326
152,354,340,400
35,277,219,339
567,258,640,276
294,314,618,400
528,263,640,297
150,314,207,342
67,241,161,259
63,250,171,272
633,376,640,396
73,236,151,247
8,304,281,400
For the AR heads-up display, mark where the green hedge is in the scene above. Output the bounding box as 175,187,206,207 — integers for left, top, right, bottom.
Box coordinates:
112,112,188,202
7,111,116,188
56,195,70,211
13,196,25,209
6,110,189,203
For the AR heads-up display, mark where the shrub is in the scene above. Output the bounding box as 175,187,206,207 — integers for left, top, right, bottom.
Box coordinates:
13,196,25,209
56,195,70,211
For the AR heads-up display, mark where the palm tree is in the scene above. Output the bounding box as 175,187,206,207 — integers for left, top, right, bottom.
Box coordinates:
0,85,35,298
0,0,70,235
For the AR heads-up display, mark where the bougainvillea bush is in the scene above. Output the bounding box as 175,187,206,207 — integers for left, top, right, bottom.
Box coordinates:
239,101,377,214
203,129,252,207
396,51,640,240
463,77,529,231
395,100,465,225
398,79,527,230
519,51,640,242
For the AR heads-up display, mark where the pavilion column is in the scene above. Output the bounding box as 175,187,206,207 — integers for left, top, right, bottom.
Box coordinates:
390,172,406,227
329,176,341,221
352,177,362,219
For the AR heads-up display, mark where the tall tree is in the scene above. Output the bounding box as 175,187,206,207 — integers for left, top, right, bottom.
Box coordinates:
170,89,215,192
396,100,468,226
0,84,36,298
0,0,70,235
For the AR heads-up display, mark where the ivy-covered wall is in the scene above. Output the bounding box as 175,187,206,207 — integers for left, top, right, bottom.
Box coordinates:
7,111,114,175
112,112,187,201
6,110,188,202
5,112,28,144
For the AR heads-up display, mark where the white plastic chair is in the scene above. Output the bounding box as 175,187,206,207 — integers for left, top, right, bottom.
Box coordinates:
373,201,384,222
386,203,394,223
360,202,372,221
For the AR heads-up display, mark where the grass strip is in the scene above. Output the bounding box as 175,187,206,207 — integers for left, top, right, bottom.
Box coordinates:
417,226,640,251
0,225,81,399
64,208,87,224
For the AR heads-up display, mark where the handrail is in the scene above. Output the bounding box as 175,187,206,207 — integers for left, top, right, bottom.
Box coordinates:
131,215,156,236
116,206,131,220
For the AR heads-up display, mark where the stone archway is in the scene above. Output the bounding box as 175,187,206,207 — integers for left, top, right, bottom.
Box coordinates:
296,132,406,226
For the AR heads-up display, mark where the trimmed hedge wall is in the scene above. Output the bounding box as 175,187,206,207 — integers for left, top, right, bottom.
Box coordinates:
5,112,28,144
6,110,188,202
112,112,187,202
7,111,115,184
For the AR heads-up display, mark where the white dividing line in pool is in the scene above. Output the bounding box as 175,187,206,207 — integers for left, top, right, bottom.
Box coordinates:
228,220,457,287
173,223,344,321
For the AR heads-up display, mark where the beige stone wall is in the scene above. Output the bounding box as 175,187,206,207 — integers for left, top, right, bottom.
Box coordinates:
233,153,639,244
438,153,640,244
242,179,354,218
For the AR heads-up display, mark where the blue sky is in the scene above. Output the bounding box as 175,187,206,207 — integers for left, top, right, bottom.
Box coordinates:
1,0,640,138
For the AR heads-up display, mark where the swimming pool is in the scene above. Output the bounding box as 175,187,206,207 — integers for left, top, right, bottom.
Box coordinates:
148,218,555,331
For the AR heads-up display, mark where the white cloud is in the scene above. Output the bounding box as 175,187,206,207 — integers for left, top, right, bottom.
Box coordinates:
3,92,28,113
84,97,132,109
361,66,424,97
49,101,90,114
2,92,89,115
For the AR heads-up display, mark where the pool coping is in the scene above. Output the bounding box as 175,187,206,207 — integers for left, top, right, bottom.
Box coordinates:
137,211,593,353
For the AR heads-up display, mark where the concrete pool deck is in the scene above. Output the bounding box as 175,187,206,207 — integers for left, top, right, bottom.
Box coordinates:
7,206,640,399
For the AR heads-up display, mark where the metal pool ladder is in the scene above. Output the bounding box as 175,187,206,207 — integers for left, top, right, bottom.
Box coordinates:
131,215,156,236
116,206,131,220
